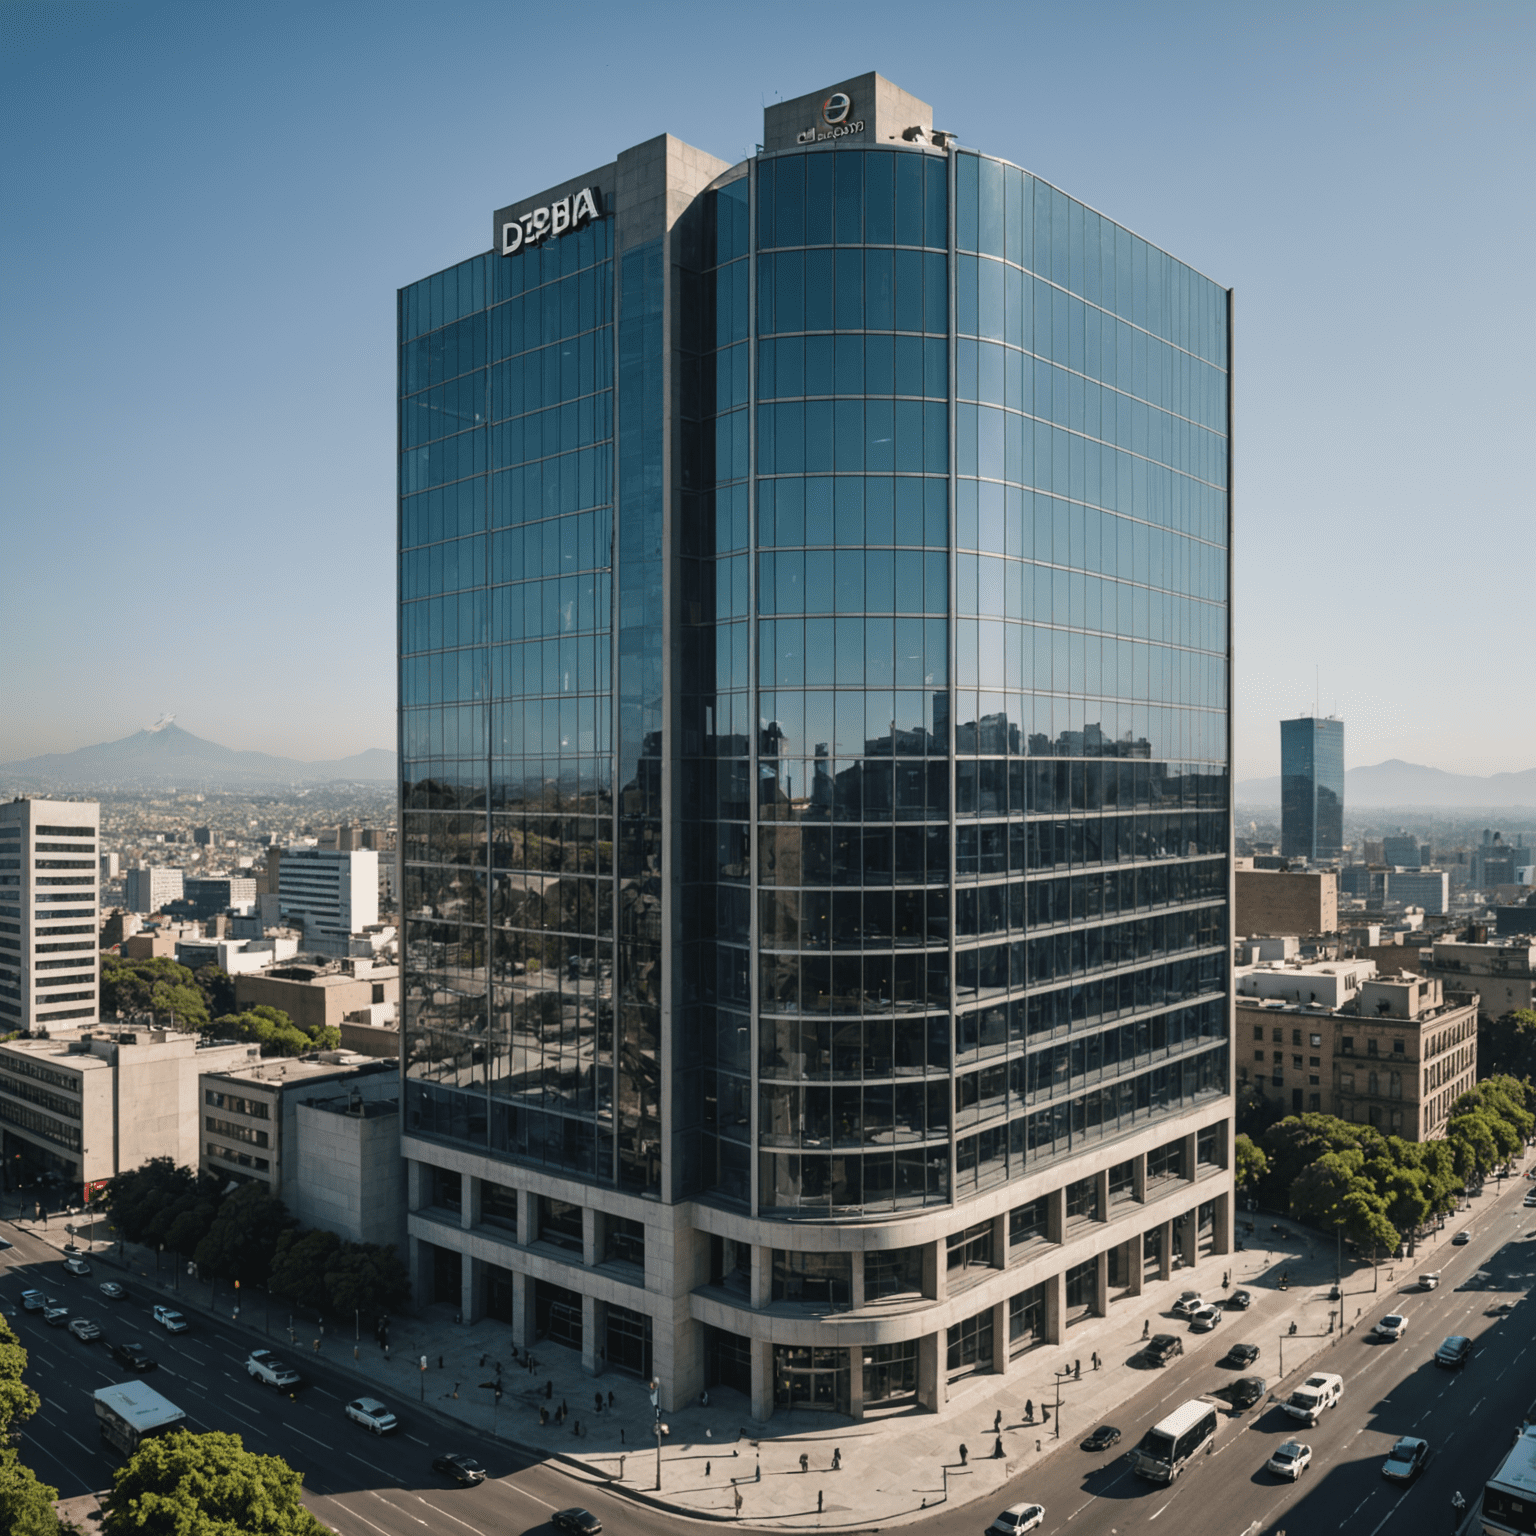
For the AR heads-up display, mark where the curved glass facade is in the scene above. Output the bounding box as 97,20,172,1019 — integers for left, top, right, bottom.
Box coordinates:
397,79,1233,1421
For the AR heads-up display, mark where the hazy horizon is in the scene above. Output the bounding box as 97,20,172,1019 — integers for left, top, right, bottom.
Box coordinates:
3,0,1531,779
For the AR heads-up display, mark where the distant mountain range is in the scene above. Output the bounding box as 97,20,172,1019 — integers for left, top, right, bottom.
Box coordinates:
0,723,396,790
1238,758,1536,808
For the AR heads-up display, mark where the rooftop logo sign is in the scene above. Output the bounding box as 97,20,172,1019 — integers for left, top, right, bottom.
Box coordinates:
796,91,865,145
502,187,602,256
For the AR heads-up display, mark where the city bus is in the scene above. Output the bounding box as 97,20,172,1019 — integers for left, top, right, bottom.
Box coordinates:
1130,1397,1219,1483
1483,1426,1536,1536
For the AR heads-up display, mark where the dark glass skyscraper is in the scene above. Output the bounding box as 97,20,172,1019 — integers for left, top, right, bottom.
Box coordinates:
397,75,1234,1421
1280,715,1344,862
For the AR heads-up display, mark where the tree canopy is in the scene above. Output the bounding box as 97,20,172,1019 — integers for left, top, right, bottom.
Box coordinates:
192,1183,295,1288
209,1005,340,1058
0,1315,63,1535
102,1430,326,1536
105,1158,225,1255
100,955,211,1032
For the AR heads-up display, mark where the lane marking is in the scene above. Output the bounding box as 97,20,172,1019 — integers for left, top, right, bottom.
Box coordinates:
406,1434,428,1446
413,1496,491,1536
347,1451,400,1482
289,1425,334,1450
366,1490,430,1527
316,1497,396,1536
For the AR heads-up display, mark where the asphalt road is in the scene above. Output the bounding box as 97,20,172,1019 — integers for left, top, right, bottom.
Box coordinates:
916,1173,1536,1536
6,1175,1536,1536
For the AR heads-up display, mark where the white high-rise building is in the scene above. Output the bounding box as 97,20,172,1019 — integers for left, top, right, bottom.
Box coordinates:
278,847,378,951
124,865,185,914
0,799,100,1032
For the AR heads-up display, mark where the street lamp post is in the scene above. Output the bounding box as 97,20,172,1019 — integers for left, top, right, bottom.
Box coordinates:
1053,1368,1068,1439
1279,1331,1285,1378
650,1378,663,1489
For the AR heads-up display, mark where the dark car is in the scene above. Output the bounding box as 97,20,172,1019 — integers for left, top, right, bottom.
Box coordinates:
109,1340,155,1372
1229,1376,1267,1410
1381,1436,1430,1482
1142,1333,1184,1366
432,1453,486,1487
1453,1231,1472,1246
1225,1288,1252,1309
1435,1335,1474,1368
1224,1342,1261,1368
552,1510,601,1536
1081,1425,1121,1452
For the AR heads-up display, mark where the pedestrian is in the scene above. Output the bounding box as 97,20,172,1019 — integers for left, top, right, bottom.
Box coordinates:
546,1379,553,1399
993,1436,1004,1459
481,1353,487,1368
1074,1358,1081,1380
619,1455,626,1480
595,1392,603,1413
1025,1399,1033,1422
832,1448,841,1471
755,1460,761,1483
574,1420,582,1437
701,1389,711,1407
706,1462,711,1478
540,1407,548,1425
1222,1270,1230,1289
384,1344,390,1361
734,1489,743,1517
1142,1319,1150,1340
817,1491,823,1513
959,1443,969,1466
1092,1351,1100,1371
608,1390,616,1409
800,1453,809,1474
313,1338,320,1353
561,1398,568,1417
993,1409,1002,1433
1042,1406,1050,1424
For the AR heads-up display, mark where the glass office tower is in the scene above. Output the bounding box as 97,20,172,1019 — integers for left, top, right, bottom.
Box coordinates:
398,74,1233,1420
1280,715,1344,861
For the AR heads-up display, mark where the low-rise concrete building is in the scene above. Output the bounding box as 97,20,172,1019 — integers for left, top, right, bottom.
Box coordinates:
124,867,184,914
233,960,398,1036
293,1091,404,1251
1235,867,1337,938
1236,963,1478,1137
198,1053,397,1203
0,1025,259,1197
1424,939,1536,1022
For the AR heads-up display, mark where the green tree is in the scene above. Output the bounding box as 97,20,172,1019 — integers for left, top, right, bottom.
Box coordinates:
102,1430,325,1536
210,1006,338,1058
0,1314,41,1440
1479,1007,1536,1081
151,980,210,1032
1234,1133,1269,1191
100,956,197,1018
192,1183,294,1289
1339,1185,1399,1258
323,1242,411,1317
193,964,237,1018
0,1450,63,1536
269,1229,342,1312
107,1160,223,1254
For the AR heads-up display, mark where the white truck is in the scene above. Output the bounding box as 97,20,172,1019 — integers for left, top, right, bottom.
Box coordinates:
1282,1371,1343,1424
93,1381,185,1456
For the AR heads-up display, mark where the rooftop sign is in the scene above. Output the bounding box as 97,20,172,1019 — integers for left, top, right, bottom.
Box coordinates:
501,187,602,256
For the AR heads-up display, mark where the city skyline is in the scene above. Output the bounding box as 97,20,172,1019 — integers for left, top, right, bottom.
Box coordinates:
2,2,1531,780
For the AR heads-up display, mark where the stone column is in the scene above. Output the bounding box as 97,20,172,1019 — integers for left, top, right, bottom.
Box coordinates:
990,1299,1009,1375
846,1345,864,1420
1043,1269,1065,1345
1212,1188,1233,1257
1158,1219,1174,1281
517,1187,533,1245
460,1253,479,1324
991,1211,1009,1266
582,1295,601,1375
850,1251,865,1309
751,1246,772,1309
917,1331,944,1411
1094,1167,1110,1226
1178,1211,1198,1270
751,1338,774,1423
1093,1251,1108,1317
462,1176,480,1231
1181,1131,1198,1184
511,1270,534,1350
1126,1234,1144,1297
407,1233,433,1310
583,1206,599,1268
1132,1151,1147,1204
1046,1185,1066,1244
925,1239,947,1302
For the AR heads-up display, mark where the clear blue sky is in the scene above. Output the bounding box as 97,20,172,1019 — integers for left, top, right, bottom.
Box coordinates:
2,0,1530,780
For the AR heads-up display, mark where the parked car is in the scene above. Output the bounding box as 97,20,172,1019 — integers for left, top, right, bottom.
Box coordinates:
1224,1342,1261,1368
345,1397,398,1435
1435,1335,1474,1368
1267,1440,1312,1480
246,1350,302,1389
1453,1231,1472,1246
99,1281,126,1301
1226,1289,1253,1310
62,1256,91,1277
1172,1293,1206,1318
1381,1436,1430,1482
66,1317,100,1341
152,1306,187,1334
988,1505,1045,1535
1374,1314,1408,1341
1229,1376,1267,1410
1142,1334,1184,1366
108,1340,154,1372
432,1453,486,1486
1189,1304,1222,1332
551,1511,602,1536
1081,1425,1121,1452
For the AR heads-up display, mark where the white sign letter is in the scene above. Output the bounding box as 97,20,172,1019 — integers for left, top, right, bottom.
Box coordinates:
502,221,524,256
551,196,572,237
572,186,600,225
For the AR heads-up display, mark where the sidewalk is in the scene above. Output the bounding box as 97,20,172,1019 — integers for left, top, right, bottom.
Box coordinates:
6,1191,1496,1528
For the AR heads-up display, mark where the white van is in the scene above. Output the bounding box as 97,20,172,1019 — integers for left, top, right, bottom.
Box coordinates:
1282,1372,1343,1424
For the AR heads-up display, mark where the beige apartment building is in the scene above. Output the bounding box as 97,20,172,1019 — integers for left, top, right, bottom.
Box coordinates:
0,1025,258,1197
1237,961,1477,1139
1235,866,1338,938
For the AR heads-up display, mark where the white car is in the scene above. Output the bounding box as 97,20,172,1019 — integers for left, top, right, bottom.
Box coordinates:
989,1504,1045,1535
1419,1272,1440,1291
1268,1440,1312,1480
152,1306,188,1333
67,1317,101,1341
1189,1304,1222,1332
1172,1293,1206,1318
246,1349,302,1389
1374,1313,1407,1341
345,1397,399,1435
62,1256,91,1277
